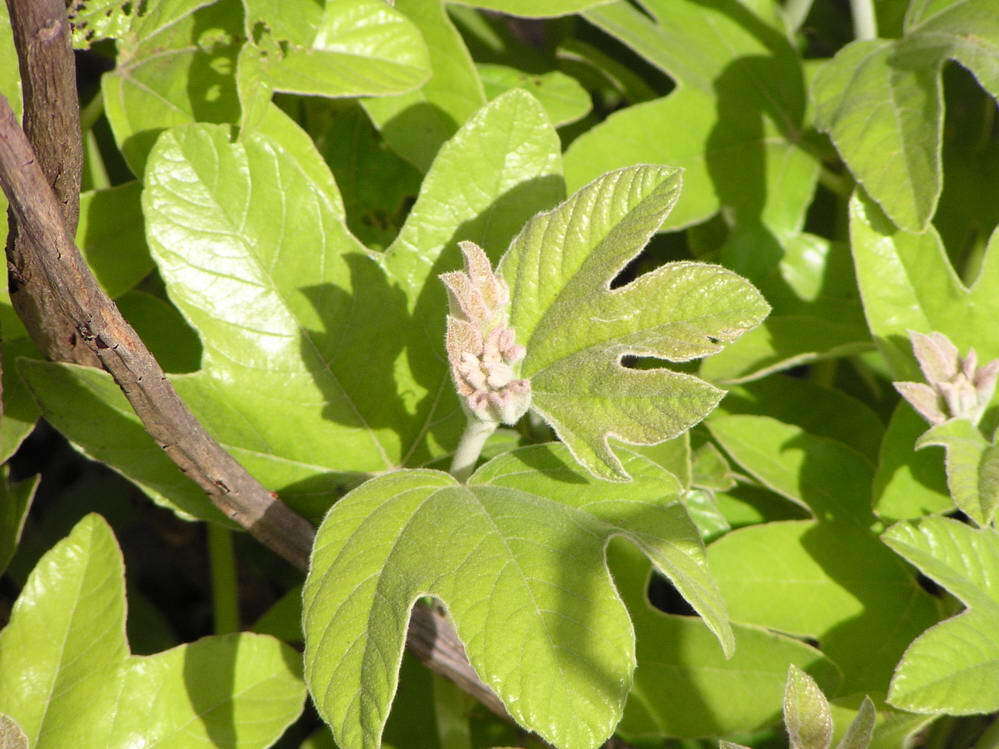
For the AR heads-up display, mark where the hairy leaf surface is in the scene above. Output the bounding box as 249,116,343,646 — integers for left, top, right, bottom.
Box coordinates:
500,165,769,480
303,444,732,749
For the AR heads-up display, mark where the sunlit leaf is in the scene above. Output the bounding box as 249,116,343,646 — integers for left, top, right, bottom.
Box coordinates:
882,517,999,714
303,444,731,749
501,165,769,480
0,514,305,747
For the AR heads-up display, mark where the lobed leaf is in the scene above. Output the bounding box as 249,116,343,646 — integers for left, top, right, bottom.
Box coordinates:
500,164,769,481
0,514,305,747
882,517,999,714
303,444,732,749
815,1,999,231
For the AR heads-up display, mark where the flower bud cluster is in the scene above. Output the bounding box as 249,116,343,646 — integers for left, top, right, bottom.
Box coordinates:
441,241,531,425
894,331,999,427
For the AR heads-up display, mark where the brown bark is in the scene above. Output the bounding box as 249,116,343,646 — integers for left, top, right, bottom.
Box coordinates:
5,0,96,365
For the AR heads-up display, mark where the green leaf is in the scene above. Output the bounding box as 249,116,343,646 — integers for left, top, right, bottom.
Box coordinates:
500,164,769,480
916,419,999,525
19,360,224,524
784,664,833,749
303,444,732,749
700,316,872,385
68,0,134,48
360,0,486,172
243,0,431,99
714,375,885,461
872,403,952,522
477,64,591,127
708,415,875,524
0,514,305,747
0,0,22,331
316,102,422,248
0,340,42,463
31,91,562,523
701,233,871,383
570,0,816,235
814,1,999,230
76,182,153,298
707,416,940,694
708,520,940,695
829,695,937,749
882,517,999,714
115,290,202,374
849,190,999,380
102,0,242,175
610,543,840,740
0,469,38,577
834,696,876,749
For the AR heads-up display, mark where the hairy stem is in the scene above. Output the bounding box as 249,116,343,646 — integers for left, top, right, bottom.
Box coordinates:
208,524,240,634
450,418,498,482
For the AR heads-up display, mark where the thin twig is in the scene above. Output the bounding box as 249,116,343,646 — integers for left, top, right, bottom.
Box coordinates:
5,0,95,365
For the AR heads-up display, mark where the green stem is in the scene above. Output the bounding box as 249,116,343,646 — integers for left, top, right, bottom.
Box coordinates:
783,0,814,33
450,418,498,483
850,0,877,40
79,89,104,133
207,523,240,634
818,165,851,198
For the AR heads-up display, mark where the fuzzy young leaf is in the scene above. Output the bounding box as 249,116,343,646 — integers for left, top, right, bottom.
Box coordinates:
835,697,876,749
499,165,769,481
784,664,833,749
0,515,305,748
303,444,732,749
882,517,999,714
915,419,999,526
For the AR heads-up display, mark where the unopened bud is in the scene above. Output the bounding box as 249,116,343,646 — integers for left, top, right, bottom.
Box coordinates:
441,242,532,425
894,331,999,427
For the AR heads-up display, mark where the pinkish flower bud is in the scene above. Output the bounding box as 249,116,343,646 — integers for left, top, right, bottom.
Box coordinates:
440,241,532,425
895,331,999,427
